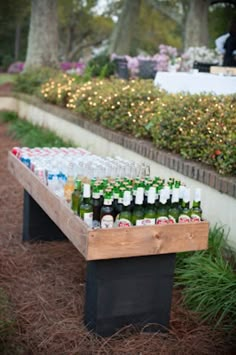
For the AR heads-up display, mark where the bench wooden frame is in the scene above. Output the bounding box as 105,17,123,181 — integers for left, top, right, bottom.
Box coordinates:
8,152,209,260
8,151,209,336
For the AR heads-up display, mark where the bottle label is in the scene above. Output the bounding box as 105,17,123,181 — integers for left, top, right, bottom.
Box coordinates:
179,214,191,223
104,199,112,205
168,215,177,224
144,218,155,225
118,218,132,227
101,215,114,228
83,212,93,228
156,216,169,225
136,219,145,226
191,214,201,222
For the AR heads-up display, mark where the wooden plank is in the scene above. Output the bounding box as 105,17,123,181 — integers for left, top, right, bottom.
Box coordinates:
8,152,209,261
8,152,88,258
87,221,209,260
210,66,236,76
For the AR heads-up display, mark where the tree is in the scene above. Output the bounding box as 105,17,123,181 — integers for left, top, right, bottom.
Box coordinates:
24,0,59,70
108,0,142,55
184,0,211,50
58,0,113,61
0,0,30,67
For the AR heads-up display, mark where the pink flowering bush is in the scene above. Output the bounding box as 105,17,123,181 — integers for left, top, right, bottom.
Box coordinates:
7,62,24,73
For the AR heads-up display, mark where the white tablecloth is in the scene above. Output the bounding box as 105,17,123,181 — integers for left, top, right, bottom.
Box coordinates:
154,72,236,95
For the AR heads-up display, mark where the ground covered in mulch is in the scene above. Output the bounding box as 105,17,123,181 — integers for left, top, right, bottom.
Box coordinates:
0,101,235,354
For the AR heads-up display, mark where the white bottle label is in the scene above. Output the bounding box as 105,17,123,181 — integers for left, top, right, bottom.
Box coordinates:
118,218,132,227
144,218,155,225
156,216,169,225
83,212,93,228
179,214,191,223
101,214,114,228
136,219,145,226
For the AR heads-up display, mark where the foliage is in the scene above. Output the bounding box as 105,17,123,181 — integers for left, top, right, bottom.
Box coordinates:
0,111,73,148
0,74,17,85
84,54,116,78
13,67,61,95
39,76,236,175
175,225,236,332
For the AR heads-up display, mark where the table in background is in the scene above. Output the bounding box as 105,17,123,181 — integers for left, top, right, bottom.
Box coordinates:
154,72,236,95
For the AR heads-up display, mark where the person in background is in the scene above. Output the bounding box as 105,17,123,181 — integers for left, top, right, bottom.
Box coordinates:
215,19,236,67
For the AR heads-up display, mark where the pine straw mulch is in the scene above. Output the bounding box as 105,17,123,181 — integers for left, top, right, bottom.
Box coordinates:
0,118,235,354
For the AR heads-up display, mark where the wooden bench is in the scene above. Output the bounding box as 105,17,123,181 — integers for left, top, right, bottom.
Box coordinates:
8,152,209,336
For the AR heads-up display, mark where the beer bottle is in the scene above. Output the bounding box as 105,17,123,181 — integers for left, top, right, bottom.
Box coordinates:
64,175,75,204
168,187,180,223
118,190,132,227
112,183,120,217
114,187,125,223
144,186,156,225
191,188,202,222
156,188,169,225
80,183,93,228
131,187,145,226
92,184,101,228
71,179,81,214
178,187,191,223
100,190,114,229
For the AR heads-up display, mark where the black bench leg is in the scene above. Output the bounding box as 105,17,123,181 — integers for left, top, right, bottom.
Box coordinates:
85,253,176,337
23,190,67,242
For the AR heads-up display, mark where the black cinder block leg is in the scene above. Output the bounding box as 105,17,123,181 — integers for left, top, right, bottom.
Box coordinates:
84,253,176,337
23,190,67,242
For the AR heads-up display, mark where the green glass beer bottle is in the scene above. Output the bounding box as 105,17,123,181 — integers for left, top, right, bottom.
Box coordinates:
80,183,93,228
92,184,101,228
131,187,145,226
168,187,180,224
118,190,132,227
71,179,81,215
156,188,169,225
191,188,202,222
178,187,191,223
100,190,114,229
144,186,156,225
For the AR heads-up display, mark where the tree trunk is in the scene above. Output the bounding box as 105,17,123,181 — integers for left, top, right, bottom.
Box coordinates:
24,0,59,70
184,0,211,50
108,0,141,55
14,22,21,61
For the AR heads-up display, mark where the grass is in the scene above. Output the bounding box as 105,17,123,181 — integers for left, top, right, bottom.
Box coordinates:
175,225,236,332
0,74,17,85
0,111,74,148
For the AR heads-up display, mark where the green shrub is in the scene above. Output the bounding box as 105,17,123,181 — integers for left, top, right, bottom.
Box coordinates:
38,77,236,176
13,67,61,95
84,54,115,78
175,225,236,331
